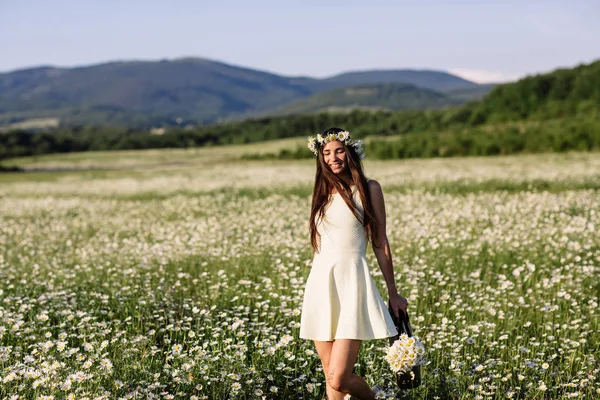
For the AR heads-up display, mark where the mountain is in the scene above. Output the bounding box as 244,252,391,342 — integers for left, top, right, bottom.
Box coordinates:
269,83,462,115
319,69,479,92
0,58,314,126
0,57,485,127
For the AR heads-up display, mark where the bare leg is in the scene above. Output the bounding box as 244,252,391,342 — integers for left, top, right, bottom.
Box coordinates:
315,339,377,400
314,340,346,400
329,339,377,400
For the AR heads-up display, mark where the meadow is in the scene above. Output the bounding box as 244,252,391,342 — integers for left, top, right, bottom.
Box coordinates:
1,145,599,399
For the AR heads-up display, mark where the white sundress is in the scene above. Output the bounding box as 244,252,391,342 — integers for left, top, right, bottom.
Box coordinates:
299,185,397,341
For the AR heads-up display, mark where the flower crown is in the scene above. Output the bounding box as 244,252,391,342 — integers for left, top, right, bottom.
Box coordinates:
307,130,365,160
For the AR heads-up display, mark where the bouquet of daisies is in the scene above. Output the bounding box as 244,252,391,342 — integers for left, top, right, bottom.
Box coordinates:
385,333,425,376
385,304,425,389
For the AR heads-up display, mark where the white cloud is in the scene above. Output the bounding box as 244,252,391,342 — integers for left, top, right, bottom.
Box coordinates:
448,68,524,84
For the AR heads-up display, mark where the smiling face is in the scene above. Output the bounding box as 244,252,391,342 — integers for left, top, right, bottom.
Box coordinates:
322,140,347,174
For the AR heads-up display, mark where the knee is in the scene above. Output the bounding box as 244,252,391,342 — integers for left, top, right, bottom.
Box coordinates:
328,371,351,392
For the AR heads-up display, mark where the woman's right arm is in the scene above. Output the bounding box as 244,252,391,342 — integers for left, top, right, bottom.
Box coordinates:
368,179,408,316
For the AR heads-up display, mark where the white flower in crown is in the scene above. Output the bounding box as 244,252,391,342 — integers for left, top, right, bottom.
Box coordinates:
316,134,324,144
337,131,349,141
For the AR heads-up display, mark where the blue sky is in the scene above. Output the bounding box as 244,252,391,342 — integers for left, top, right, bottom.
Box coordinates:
0,0,598,83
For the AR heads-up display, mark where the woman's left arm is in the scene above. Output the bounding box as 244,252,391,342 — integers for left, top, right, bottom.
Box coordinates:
368,180,408,317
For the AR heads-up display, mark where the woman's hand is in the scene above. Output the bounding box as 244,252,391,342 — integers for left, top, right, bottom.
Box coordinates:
389,292,408,318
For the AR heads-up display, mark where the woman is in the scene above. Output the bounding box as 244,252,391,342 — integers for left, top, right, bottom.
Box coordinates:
300,127,408,399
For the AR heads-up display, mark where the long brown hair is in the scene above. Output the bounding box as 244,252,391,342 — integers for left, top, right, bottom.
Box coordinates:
309,127,380,252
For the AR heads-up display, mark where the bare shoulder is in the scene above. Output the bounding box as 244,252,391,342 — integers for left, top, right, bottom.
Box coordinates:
367,179,383,195
367,179,386,218
367,179,385,206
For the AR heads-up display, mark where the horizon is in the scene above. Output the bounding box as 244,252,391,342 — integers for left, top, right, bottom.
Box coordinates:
1,1,599,84
0,54,595,85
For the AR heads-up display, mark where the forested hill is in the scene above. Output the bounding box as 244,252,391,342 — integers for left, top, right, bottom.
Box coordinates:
0,58,480,127
267,83,464,116
469,60,600,122
188,59,600,143
2,59,599,162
